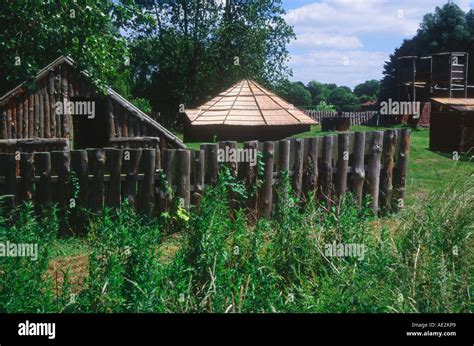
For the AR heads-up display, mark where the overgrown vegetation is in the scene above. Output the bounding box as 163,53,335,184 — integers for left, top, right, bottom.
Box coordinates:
0,166,471,313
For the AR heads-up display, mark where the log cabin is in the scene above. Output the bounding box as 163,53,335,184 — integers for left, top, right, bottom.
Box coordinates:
0,56,185,153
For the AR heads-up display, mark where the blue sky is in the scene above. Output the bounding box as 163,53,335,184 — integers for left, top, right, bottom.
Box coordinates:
281,0,474,89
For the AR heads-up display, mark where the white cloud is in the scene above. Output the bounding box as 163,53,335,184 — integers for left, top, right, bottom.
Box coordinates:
290,33,363,49
284,0,472,88
285,0,471,37
289,50,389,88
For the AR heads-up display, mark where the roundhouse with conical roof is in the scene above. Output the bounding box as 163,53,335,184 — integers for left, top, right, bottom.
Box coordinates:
183,80,317,142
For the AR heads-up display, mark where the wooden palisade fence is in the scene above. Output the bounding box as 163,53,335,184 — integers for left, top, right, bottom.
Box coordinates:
0,129,410,220
304,110,403,128
304,110,378,126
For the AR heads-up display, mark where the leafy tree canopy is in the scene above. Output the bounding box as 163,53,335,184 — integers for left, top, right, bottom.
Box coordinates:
380,2,474,100
0,0,137,96
353,79,380,99
275,80,312,107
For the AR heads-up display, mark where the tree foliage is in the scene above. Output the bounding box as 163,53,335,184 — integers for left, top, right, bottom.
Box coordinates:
0,0,135,96
380,2,474,100
353,80,380,99
124,0,295,115
275,81,312,107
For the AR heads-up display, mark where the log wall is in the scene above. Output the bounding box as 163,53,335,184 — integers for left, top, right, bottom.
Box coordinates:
0,129,411,219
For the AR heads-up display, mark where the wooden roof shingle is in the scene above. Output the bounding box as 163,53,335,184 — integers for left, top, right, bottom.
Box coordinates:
184,80,317,126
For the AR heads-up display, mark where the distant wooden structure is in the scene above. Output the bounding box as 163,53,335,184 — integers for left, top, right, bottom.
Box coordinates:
360,99,378,111
321,116,350,132
0,56,185,154
430,98,474,153
397,55,432,127
431,52,469,99
397,52,472,128
182,80,317,142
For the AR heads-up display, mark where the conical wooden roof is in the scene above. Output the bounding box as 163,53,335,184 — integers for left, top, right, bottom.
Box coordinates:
184,80,317,126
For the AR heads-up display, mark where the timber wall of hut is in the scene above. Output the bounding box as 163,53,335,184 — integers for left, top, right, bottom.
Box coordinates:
0,61,172,153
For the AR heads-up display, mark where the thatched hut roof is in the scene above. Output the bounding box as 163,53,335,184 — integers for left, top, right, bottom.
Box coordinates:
184,80,317,127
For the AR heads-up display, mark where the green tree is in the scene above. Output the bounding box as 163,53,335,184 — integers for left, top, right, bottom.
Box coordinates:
124,0,295,117
276,81,312,107
0,0,135,95
315,100,336,112
327,87,360,111
307,80,331,105
354,80,380,99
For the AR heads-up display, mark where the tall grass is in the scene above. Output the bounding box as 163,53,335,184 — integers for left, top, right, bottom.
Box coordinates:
0,172,472,313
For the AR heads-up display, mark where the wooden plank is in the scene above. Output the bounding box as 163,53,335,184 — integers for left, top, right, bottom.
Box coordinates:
134,119,141,137
336,133,350,199
28,94,34,138
176,149,191,209
0,138,68,147
39,82,45,138
22,95,28,139
6,105,12,139
243,140,258,210
260,141,274,218
292,138,304,198
17,97,23,138
157,148,174,214
61,66,71,140
202,143,219,184
193,149,205,208
380,129,397,212
163,149,175,187
121,110,129,137
11,101,17,139
88,149,106,212
123,148,142,208
350,131,366,207
1,107,7,139
138,148,156,215
366,131,384,213
278,139,290,201
278,140,290,173
44,87,51,138
225,141,238,177
305,137,319,197
320,135,335,207
128,115,135,137
114,101,122,137
68,68,75,98
34,93,40,137
105,148,123,208
51,151,71,210
393,129,410,210
107,98,115,139
20,153,34,202
34,152,52,208
71,150,89,208
0,153,17,196
154,142,161,170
